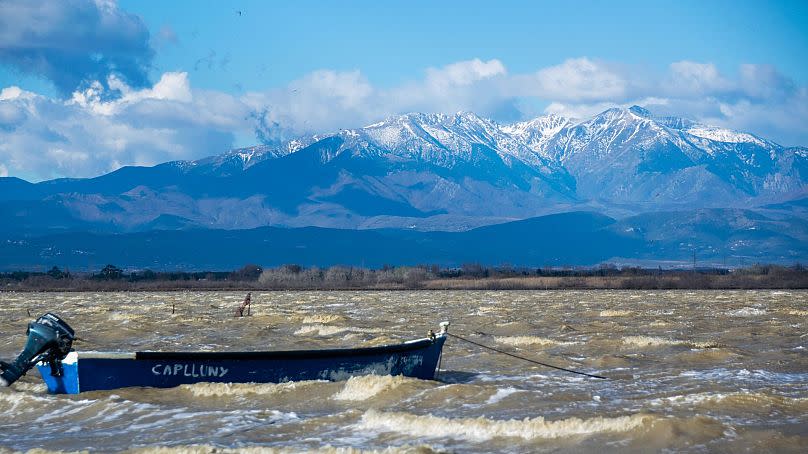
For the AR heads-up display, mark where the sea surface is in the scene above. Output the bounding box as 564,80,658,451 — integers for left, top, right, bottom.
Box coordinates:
0,290,806,453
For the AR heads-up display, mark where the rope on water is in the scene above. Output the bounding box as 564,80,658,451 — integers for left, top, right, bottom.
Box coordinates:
445,332,608,380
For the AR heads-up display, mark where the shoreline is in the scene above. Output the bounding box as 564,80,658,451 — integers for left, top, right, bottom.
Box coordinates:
3,277,807,292
4,264,806,292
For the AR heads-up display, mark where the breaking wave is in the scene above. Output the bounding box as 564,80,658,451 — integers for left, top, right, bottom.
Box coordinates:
356,409,651,441
332,374,411,401
294,325,384,336
599,310,633,317
495,336,568,347
179,381,322,397
728,307,767,317
485,387,521,405
622,336,721,348
0,391,39,412
7,381,48,393
786,309,808,316
652,392,808,411
302,314,346,324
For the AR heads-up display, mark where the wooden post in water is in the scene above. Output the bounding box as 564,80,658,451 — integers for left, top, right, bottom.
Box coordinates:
235,292,251,317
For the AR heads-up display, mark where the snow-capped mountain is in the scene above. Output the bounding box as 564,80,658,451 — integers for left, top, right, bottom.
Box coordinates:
206,111,568,176
501,114,572,155
1,107,805,236
533,106,805,204
202,105,805,207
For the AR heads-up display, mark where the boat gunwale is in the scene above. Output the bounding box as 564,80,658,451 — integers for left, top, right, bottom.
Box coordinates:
125,336,441,361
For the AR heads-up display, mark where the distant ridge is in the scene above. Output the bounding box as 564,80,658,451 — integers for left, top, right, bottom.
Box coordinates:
1,209,804,271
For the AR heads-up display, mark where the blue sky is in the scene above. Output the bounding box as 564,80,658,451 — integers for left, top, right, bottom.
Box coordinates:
120,0,808,91
0,0,806,181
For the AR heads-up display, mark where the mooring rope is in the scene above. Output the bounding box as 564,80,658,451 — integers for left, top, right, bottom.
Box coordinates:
445,332,608,380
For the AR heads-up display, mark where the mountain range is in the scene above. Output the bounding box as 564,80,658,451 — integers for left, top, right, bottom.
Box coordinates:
1,106,806,269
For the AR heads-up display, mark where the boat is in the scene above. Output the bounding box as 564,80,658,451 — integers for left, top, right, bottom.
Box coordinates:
0,313,449,394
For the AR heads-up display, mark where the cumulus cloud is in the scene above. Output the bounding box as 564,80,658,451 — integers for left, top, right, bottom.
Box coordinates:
528,58,629,101
666,61,731,96
244,69,377,144
737,64,796,101
70,72,193,115
398,58,514,116
425,58,507,90
0,0,154,94
0,73,249,181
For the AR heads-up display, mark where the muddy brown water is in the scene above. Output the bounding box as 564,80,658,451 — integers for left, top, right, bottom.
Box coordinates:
0,290,806,453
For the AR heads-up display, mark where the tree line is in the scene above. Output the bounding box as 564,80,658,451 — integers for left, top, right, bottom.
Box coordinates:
1,263,807,290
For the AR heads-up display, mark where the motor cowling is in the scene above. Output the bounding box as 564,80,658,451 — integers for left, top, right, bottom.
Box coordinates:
0,313,75,387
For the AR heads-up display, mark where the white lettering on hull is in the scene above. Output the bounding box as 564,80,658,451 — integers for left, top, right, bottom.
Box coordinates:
151,363,229,378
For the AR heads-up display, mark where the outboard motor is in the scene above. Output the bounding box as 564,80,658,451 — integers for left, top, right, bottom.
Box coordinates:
0,313,75,387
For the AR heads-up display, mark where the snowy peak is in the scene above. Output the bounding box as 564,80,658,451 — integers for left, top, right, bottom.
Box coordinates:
684,125,771,147
590,106,657,126
357,111,554,169
192,140,314,174
500,115,572,161
502,114,571,146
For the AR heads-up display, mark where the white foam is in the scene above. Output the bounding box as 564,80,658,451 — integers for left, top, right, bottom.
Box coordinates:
623,336,681,347
650,392,808,410
0,392,26,411
622,336,720,349
357,409,650,441
301,314,345,324
6,381,47,393
180,381,322,397
332,374,409,401
0,377,7,387
485,387,520,405
599,310,633,317
496,336,570,347
294,324,383,336
728,307,767,317
679,368,808,384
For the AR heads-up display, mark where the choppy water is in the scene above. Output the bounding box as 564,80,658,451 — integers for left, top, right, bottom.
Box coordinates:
0,290,806,453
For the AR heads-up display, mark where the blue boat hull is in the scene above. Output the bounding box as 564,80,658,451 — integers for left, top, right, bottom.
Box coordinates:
36,336,446,394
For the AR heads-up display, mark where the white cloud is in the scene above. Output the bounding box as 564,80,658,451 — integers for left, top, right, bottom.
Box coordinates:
0,72,248,181
517,58,628,102
425,58,507,89
70,72,193,115
667,61,731,96
0,0,153,94
737,64,795,101
0,86,35,101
